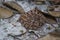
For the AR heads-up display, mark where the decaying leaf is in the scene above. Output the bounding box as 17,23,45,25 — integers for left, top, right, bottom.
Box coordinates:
48,5,60,17
48,11,60,17
3,1,25,14
0,7,13,18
